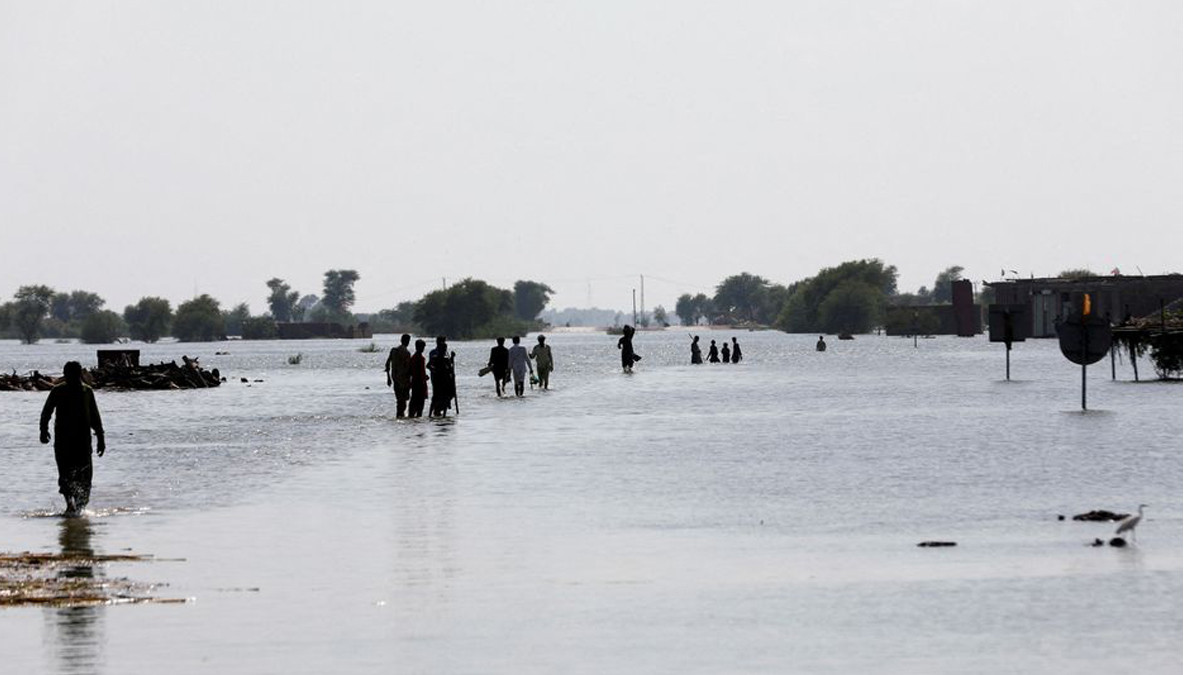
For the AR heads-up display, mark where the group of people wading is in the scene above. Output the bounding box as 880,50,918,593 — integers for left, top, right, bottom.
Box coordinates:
485,335,554,398
385,334,457,419
385,333,556,417
690,335,743,364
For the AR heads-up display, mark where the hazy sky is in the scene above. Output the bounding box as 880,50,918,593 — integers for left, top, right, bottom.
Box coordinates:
1,1,1181,315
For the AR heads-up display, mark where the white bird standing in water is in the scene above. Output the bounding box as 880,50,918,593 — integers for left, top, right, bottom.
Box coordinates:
1114,504,1147,542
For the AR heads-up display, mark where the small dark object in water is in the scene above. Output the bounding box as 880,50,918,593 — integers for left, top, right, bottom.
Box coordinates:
917,541,957,547
1090,538,1105,547
1057,515,1065,521
240,377,249,383
253,379,263,383
1109,537,1128,547
837,333,854,340
1072,510,1129,522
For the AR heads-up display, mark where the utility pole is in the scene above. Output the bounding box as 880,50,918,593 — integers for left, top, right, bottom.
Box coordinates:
632,288,637,326
442,277,447,291
640,274,645,326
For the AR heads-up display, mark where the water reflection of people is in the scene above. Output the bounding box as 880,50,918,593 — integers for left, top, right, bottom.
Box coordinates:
50,518,104,672
39,361,105,516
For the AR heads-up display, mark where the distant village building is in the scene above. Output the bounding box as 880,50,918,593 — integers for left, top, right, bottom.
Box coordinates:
985,274,1182,338
885,279,981,337
276,322,372,340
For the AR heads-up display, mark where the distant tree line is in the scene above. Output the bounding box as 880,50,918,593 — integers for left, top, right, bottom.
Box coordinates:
0,271,561,344
674,261,992,334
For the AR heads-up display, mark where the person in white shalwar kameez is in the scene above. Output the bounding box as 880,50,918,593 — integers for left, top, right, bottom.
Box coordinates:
508,336,534,397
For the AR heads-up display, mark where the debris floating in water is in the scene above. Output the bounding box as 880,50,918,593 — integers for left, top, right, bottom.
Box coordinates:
0,357,221,392
917,541,957,547
1072,510,1130,522
0,551,186,607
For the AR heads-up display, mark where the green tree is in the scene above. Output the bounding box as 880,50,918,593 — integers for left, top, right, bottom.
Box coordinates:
675,294,700,326
223,302,252,336
321,269,360,322
713,273,784,324
241,315,278,340
777,259,898,333
692,293,715,324
10,285,56,344
80,310,127,344
267,278,301,322
652,305,669,327
413,278,518,340
124,297,173,343
513,281,555,321
173,295,224,342
932,266,964,304
373,301,416,332
775,282,811,333
816,280,884,334
51,290,105,323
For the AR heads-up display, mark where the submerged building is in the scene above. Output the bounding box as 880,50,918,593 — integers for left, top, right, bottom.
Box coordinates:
985,274,1182,338
884,279,981,337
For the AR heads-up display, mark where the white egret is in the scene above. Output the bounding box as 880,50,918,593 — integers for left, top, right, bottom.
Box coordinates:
1114,504,1147,542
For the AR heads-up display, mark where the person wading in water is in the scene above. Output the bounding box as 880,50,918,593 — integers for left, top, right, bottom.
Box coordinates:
427,336,455,417
617,325,639,373
690,335,703,364
529,335,554,390
39,361,105,516
487,337,509,397
731,336,743,363
707,339,719,363
385,334,412,418
508,335,533,397
408,340,429,417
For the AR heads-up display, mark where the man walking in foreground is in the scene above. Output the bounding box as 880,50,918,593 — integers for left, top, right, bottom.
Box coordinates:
385,334,412,418
40,361,105,516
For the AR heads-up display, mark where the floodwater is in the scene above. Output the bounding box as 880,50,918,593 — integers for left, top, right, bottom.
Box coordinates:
0,331,1182,674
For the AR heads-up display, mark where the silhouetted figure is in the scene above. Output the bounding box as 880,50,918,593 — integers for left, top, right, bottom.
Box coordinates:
618,325,639,372
530,335,553,390
690,336,703,364
509,335,533,397
816,336,827,352
731,337,742,364
707,340,719,363
488,337,510,397
408,340,428,417
385,334,412,418
427,336,455,417
39,361,105,516
721,342,731,363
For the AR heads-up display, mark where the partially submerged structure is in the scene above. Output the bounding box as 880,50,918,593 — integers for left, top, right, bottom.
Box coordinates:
885,279,981,337
985,274,1182,338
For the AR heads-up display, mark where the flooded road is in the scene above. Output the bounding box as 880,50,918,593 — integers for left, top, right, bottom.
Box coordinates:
0,331,1182,673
